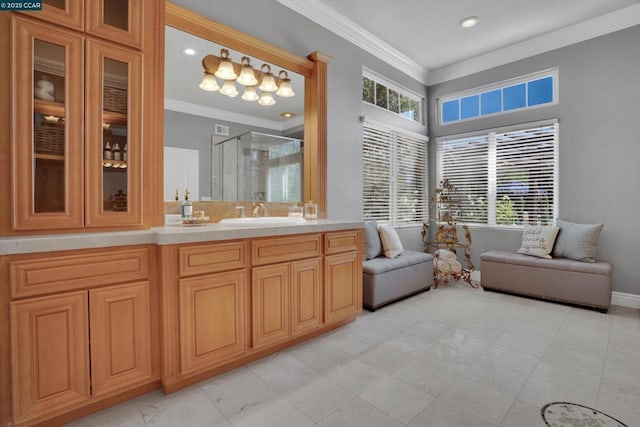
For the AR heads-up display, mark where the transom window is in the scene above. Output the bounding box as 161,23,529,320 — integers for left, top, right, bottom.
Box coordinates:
362,69,423,124
438,69,558,125
436,120,558,227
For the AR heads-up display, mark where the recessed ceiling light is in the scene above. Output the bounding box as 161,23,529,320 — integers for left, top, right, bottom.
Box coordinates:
182,48,196,56
280,112,295,118
459,16,479,28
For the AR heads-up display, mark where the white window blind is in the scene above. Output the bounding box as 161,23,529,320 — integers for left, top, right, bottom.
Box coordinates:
437,120,558,227
362,122,427,226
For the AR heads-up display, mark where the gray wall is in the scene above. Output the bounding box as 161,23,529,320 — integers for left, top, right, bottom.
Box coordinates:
164,110,278,198
428,25,640,294
171,0,427,221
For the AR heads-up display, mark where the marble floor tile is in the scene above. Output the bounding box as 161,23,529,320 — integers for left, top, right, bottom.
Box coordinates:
495,323,556,357
137,387,230,427
316,397,403,427
531,361,601,393
393,357,460,396
481,345,540,376
518,377,598,409
358,343,415,373
438,376,517,425
324,358,388,395
499,399,544,427
286,339,354,373
201,367,278,422
463,358,529,396
284,376,355,422
248,352,319,395
597,376,640,426
382,330,435,356
360,375,434,424
408,398,498,427
64,288,640,427
230,397,313,427
66,400,146,427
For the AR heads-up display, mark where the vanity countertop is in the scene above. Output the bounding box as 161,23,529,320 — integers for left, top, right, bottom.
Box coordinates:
0,219,364,255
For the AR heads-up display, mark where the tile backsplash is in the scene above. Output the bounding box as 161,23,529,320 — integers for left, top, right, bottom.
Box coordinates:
164,201,296,223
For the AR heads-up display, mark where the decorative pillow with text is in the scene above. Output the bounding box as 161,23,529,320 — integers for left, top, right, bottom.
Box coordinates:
516,225,560,259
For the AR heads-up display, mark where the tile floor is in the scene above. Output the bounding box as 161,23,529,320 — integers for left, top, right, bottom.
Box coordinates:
69,283,640,426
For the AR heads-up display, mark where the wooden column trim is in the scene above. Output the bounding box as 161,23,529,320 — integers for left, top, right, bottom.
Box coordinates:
305,52,331,218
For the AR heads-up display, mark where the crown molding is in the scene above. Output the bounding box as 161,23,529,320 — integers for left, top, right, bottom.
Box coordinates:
428,3,640,85
275,0,428,84
277,0,640,87
164,98,304,132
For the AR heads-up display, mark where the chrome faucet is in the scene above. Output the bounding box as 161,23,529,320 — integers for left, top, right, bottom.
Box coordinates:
252,203,269,217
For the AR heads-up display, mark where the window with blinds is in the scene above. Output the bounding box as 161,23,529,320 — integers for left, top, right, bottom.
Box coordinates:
436,120,558,227
362,122,428,226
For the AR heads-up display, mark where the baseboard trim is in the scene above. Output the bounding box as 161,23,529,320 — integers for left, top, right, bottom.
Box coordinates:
611,291,640,309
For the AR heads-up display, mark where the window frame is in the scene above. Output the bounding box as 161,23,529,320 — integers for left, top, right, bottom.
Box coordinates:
436,119,559,229
362,120,429,228
438,68,559,126
362,68,425,125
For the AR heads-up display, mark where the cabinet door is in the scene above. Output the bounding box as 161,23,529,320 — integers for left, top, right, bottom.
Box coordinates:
85,38,143,227
10,292,90,424
179,270,248,374
89,281,152,397
86,0,143,49
291,258,323,336
12,16,84,230
20,0,84,31
324,252,362,323
252,263,290,349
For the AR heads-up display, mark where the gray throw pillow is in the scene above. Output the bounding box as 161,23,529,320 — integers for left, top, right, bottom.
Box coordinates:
553,218,604,262
363,220,382,260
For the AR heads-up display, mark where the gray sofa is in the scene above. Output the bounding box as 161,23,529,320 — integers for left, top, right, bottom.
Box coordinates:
362,221,433,311
481,250,613,312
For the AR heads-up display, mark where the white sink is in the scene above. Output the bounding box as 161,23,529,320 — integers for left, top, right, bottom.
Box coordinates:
219,217,307,227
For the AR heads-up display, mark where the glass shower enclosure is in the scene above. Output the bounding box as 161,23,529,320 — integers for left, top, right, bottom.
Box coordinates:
212,131,303,202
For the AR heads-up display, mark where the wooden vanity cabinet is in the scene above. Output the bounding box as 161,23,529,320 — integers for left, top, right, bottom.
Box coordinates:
179,270,248,375
8,246,157,426
160,231,361,393
324,231,363,323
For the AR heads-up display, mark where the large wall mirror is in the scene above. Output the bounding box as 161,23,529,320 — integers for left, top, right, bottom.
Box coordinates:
164,3,329,214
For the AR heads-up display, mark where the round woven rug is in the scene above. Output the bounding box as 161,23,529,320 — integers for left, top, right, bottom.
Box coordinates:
541,402,629,427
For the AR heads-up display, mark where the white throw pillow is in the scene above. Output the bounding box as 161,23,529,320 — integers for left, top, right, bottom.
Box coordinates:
378,224,404,258
516,225,560,259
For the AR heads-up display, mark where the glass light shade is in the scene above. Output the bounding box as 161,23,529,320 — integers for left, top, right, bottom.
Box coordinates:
215,60,237,80
241,86,260,101
219,80,239,97
276,79,295,97
259,74,278,92
258,92,276,106
198,72,220,91
237,57,258,86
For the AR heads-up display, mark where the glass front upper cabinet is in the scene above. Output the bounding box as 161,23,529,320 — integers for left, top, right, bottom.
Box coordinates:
12,16,84,230
20,0,142,48
85,39,142,227
86,0,143,49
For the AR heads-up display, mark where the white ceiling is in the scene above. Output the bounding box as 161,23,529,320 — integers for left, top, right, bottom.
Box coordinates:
278,0,640,84
164,26,305,130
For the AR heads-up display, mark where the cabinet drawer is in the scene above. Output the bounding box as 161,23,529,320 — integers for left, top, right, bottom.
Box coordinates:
324,230,360,255
252,234,322,266
10,248,149,299
179,242,247,277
